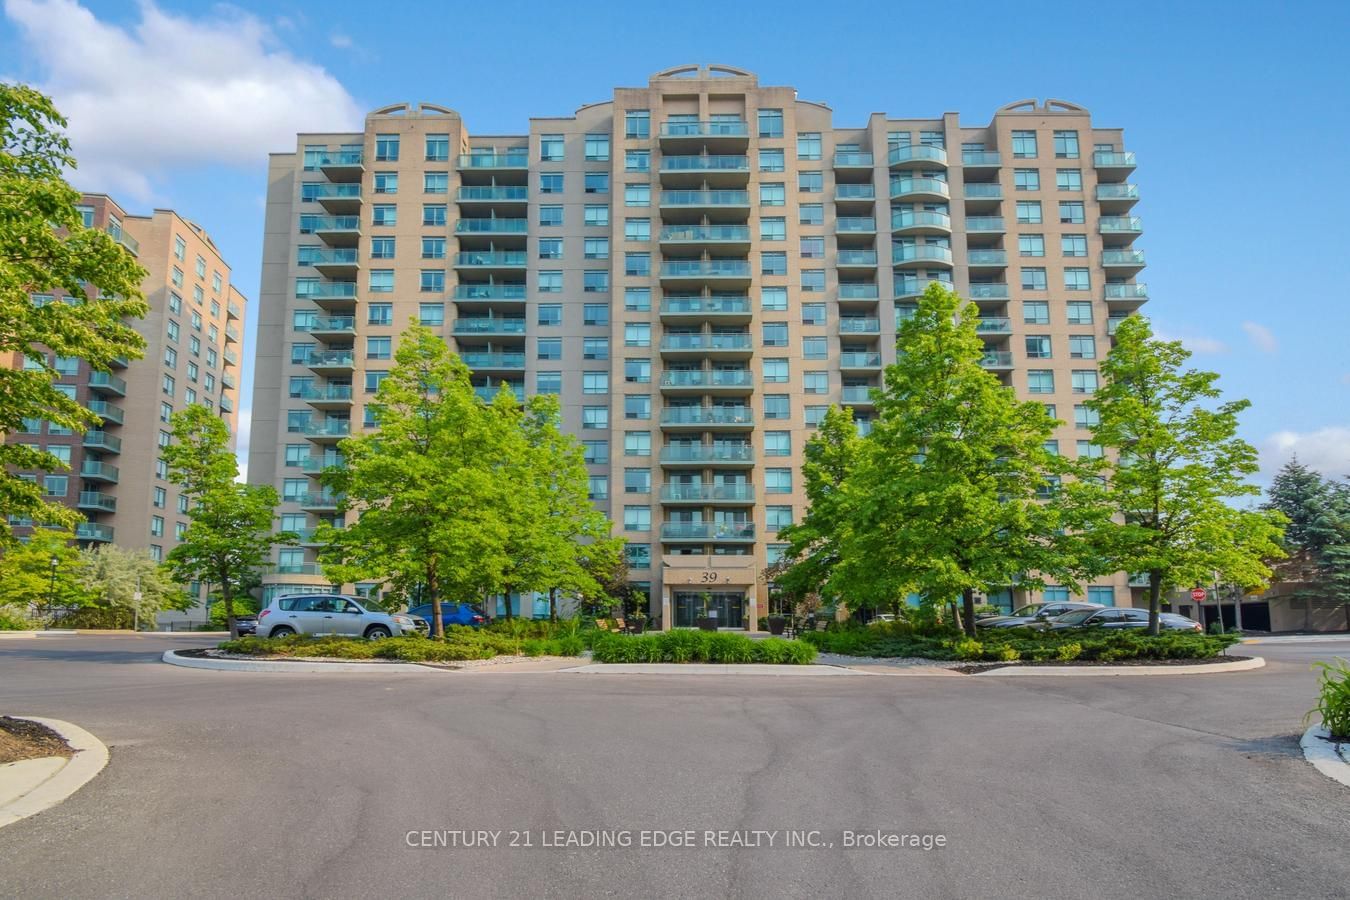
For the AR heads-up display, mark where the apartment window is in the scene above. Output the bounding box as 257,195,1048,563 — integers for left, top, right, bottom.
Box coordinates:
623,431,651,457
162,374,175,397
537,371,562,394
368,303,393,326
160,402,173,423
582,406,609,430
802,336,828,359
536,238,563,260
583,304,609,326
537,338,562,360
540,134,564,161
764,432,791,457
761,252,787,276
1053,130,1080,159
1044,440,1060,456
761,287,788,311
1028,370,1055,394
763,358,789,383
624,359,651,383
189,335,201,356
766,506,794,531
1071,370,1099,394
1023,301,1050,324
801,303,826,326
1025,336,1052,359
623,506,651,532
759,149,785,172
194,285,205,305
1056,168,1083,191
584,134,610,161
584,205,609,227
760,183,786,206
539,173,563,194
764,395,790,419
164,347,178,368
623,468,651,494
1061,235,1088,257
1064,268,1091,291
372,204,397,226
624,252,650,277
583,238,610,260
375,134,399,161
1015,200,1042,224
1069,335,1097,359
583,372,609,394
624,150,650,172
1074,404,1100,428
1021,267,1048,291
368,270,393,293
173,235,186,260
624,218,651,241
797,132,822,160
538,270,562,293
765,468,792,494
418,303,444,326
538,304,562,326
1019,234,1045,257
187,361,199,382
361,237,392,260
42,475,68,497
799,203,824,225
800,236,825,259
803,371,828,395
539,205,563,227
365,371,388,394
422,204,446,226
171,267,184,288
624,184,650,207
1059,201,1086,224
424,172,448,194
763,323,788,347
1066,301,1094,325
420,270,445,293
758,108,784,138
424,134,449,161
150,516,164,538
589,476,609,501
367,336,392,359
153,486,167,508
1011,130,1038,158
374,172,398,194
168,293,182,314
1014,168,1040,191
624,395,651,420
194,255,207,278
760,217,786,241
624,323,650,347
797,171,823,192
625,110,650,139
625,288,651,311
584,172,609,194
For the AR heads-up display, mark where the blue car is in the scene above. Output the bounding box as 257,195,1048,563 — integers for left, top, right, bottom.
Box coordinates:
407,603,486,631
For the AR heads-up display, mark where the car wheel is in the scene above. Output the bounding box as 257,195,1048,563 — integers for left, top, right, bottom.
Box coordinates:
365,625,392,640
269,626,296,638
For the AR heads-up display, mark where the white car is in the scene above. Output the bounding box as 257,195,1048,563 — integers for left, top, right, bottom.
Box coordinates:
256,593,423,639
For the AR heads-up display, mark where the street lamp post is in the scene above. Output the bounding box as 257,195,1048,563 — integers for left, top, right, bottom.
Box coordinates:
47,555,59,628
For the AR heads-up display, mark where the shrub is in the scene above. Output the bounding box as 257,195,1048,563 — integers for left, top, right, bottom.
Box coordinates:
1055,642,1082,661
1307,658,1350,741
589,631,816,665
51,606,134,630
0,606,34,631
216,631,587,663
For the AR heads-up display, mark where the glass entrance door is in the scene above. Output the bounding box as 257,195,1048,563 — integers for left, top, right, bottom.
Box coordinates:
673,591,746,628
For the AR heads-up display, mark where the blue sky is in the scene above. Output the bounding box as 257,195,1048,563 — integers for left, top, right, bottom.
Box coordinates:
2,0,1347,482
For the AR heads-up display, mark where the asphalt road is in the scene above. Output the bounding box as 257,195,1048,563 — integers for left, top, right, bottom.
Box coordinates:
1,634,1348,900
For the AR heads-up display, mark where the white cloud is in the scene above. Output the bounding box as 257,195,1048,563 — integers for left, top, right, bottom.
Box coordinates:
1154,328,1228,355
329,33,353,49
1260,427,1350,480
4,0,362,201
1241,321,1279,354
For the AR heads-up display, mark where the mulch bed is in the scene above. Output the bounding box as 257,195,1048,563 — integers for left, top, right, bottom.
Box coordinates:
954,655,1252,674
0,716,73,765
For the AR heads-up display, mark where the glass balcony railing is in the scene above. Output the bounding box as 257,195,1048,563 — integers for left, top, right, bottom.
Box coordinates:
659,444,754,464
457,186,529,201
840,317,881,333
837,250,879,266
660,369,753,388
890,177,950,199
298,281,357,300
88,371,127,395
835,184,876,200
77,491,117,512
220,395,234,414
965,216,1006,232
1100,216,1143,233
454,218,529,234
305,316,356,334
316,150,363,168
296,491,343,509
86,400,124,425
888,145,948,167
976,316,1012,334
454,251,528,267
661,260,752,278
660,406,754,426
82,430,122,453
834,151,874,167
659,190,751,206
660,296,752,316
964,183,1003,199
453,318,527,335
659,225,752,243
968,249,1008,265
299,248,359,268
304,183,361,202
461,351,526,369
660,522,756,541
892,210,952,232
660,155,750,172
892,245,954,265
838,283,880,299
968,283,1010,300
841,386,877,403
837,216,877,233
1096,184,1139,201
980,351,1014,368
1093,150,1137,168
294,385,353,403
1103,250,1146,266
80,460,119,481
961,150,1001,166
895,278,954,299
456,152,529,168
105,223,139,256
660,483,755,503
305,350,356,369
1104,283,1149,299
301,421,351,438
301,457,346,474
75,522,115,542
474,384,525,403
298,215,360,234
659,121,749,138
228,301,242,319
453,284,527,300
223,348,239,366
1107,317,1130,335
660,333,753,351
839,352,882,368
275,562,326,576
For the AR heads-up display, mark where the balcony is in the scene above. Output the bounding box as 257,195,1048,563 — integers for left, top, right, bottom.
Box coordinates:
659,295,752,324
836,217,877,244
979,350,1015,370
228,301,242,320
967,283,1011,301
1102,249,1146,271
301,420,351,444
456,186,529,205
453,251,528,272
660,483,755,504
76,491,117,513
300,281,358,311
658,120,750,152
274,562,326,576
452,317,527,337
297,492,343,512
659,155,751,187
660,522,756,542
895,278,955,300
963,183,1003,202
75,522,115,543
888,145,948,168
460,351,527,371
82,430,122,453
225,323,240,343
659,406,754,429
889,177,950,202
834,151,874,169
837,250,879,269
659,190,751,222
659,369,754,394
658,443,754,466
457,152,529,170
839,317,881,335
659,333,753,358
453,284,527,302
1104,283,1149,302
317,150,364,182
961,150,1001,169
304,350,356,375
891,210,952,235
1096,183,1140,211
892,245,954,267
306,182,362,214
1093,150,1137,177
220,395,234,414
834,183,877,207
967,249,1008,269
295,384,354,410
86,400,124,425
224,348,239,367
838,283,880,301
299,215,361,247
659,260,752,288
105,223,139,256
839,351,882,371
965,216,1006,234
306,316,357,340
454,218,529,236
474,383,525,404
301,248,360,279
841,385,877,406
88,371,127,397
975,316,1013,337
222,372,236,390
80,460,119,483
658,225,751,253
1100,216,1143,237
301,457,345,476
1107,316,1131,336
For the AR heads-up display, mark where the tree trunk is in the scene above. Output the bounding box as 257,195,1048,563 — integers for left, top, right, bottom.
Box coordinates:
220,567,237,640
427,566,444,640
502,584,514,620
549,586,558,624
1147,570,1162,636
961,588,977,637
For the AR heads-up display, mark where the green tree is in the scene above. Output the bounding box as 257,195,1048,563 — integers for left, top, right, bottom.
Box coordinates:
161,405,289,638
831,283,1084,635
320,325,513,637
76,544,189,627
0,527,88,617
1263,458,1350,626
1082,315,1285,634
1,84,148,543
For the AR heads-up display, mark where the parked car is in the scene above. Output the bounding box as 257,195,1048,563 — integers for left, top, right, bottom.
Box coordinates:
233,615,258,636
1047,608,1204,632
867,613,898,627
978,602,1102,630
407,602,486,631
256,594,422,639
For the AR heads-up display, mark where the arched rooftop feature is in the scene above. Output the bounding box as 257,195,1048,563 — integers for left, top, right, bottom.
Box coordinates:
997,98,1089,114
651,64,757,82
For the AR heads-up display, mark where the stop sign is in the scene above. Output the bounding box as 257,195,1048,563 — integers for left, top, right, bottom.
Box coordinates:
1190,588,1207,602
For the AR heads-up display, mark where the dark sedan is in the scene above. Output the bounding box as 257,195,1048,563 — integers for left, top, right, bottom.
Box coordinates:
1047,608,1204,632
978,602,1102,630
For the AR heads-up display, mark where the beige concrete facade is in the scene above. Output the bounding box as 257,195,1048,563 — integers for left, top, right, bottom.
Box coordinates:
249,65,1144,625
5,194,246,622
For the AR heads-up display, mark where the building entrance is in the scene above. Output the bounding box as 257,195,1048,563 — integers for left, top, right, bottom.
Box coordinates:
673,591,746,629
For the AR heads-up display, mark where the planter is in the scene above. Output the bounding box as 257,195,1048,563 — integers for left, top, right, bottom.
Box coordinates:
629,619,647,634
767,616,786,636
696,617,718,632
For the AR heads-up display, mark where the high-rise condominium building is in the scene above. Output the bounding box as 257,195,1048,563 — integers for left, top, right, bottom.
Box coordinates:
250,65,1145,628
5,193,247,620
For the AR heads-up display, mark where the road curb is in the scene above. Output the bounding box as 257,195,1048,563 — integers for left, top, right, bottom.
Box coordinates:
971,656,1266,677
1300,725,1350,789
161,649,444,674
562,663,863,676
0,717,109,830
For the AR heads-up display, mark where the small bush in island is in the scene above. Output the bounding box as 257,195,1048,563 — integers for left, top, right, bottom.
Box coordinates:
220,623,588,663
1307,658,1350,741
590,630,816,665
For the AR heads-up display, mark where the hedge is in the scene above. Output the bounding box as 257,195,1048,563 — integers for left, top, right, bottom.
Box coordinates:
590,631,816,665
801,624,1242,662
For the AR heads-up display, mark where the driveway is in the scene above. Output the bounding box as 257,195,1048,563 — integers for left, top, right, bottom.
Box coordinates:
0,633,1347,899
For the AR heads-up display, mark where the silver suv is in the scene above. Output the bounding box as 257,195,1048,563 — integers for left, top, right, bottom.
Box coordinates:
257,593,424,639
